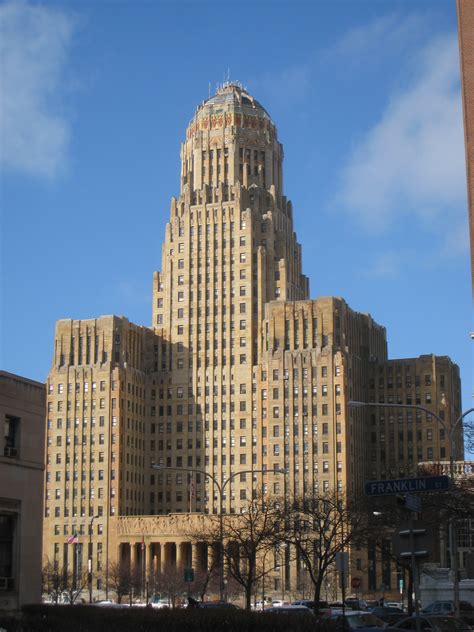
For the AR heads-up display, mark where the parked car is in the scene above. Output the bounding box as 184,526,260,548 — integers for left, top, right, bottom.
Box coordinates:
422,602,474,624
346,598,367,611
293,599,332,616
386,602,405,611
364,600,382,611
189,600,240,610
265,605,314,616
328,610,387,631
150,598,171,609
252,599,273,611
370,606,406,625
386,615,473,632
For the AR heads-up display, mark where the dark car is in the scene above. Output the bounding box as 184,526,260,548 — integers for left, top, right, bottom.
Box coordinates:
386,615,473,632
265,605,314,616
370,606,406,625
195,601,240,610
328,611,387,632
422,602,474,626
293,599,331,616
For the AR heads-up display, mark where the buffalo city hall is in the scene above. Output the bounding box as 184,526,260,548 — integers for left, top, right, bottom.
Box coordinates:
43,83,462,599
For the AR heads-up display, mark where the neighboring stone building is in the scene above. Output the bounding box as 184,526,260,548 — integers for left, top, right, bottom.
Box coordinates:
0,371,45,610
456,0,474,291
43,84,463,600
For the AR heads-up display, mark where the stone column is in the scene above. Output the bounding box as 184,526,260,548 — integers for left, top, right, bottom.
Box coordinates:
154,543,161,575
162,542,170,570
147,543,153,580
130,542,136,570
176,541,184,569
191,543,200,571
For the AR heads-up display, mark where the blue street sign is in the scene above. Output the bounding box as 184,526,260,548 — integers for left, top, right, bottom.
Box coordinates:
365,475,450,496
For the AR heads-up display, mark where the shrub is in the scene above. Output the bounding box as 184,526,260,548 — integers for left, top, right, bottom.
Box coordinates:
19,604,335,632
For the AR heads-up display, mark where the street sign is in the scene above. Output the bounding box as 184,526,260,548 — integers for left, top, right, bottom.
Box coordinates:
184,567,194,582
405,494,422,513
336,552,349,589
392,521,432,558
365,475,450,496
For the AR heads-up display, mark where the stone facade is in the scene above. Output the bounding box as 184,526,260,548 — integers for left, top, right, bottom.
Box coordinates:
0,371,45,610
457,0,474,291
43,84,462,600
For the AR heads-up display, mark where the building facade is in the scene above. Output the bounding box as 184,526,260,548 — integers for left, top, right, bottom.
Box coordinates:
456,0,474,292
0,371,45,610
43,84,462,600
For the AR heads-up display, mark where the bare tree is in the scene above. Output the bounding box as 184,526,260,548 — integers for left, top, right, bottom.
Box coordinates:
192,557,220,602
283,491,364,613
219,491,283,611
42,561,88,604
152,564,187,607
107,561,131,604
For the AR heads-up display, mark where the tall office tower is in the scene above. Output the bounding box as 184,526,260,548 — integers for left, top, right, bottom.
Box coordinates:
43,84,463,599
151,84,309,514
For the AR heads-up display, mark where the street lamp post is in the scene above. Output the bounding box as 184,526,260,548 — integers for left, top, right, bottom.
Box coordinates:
152,464,283,602
88,514,100,603
349,400,474,618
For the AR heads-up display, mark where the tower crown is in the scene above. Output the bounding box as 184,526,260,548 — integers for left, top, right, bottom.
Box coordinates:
194,82,272,122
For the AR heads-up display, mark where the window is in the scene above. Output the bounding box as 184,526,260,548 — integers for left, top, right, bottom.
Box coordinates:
178,291,184,302
4,415,20,457
321,366,328,377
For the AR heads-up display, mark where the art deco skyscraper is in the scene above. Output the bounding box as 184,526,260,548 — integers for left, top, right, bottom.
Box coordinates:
151,83,310,513
43,84,462,598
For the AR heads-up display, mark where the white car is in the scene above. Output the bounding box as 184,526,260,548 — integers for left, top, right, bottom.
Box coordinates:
150,598,171,609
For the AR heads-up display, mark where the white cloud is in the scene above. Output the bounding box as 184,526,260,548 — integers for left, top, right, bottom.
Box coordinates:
335,33,465,234
331,13,424,62
0,0,75,178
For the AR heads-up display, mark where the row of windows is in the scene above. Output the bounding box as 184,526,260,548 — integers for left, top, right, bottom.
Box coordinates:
373,393,434,405
48,380,114,395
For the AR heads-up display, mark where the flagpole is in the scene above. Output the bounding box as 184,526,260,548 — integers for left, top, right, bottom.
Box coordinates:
189,474,193,513
75,537,79,591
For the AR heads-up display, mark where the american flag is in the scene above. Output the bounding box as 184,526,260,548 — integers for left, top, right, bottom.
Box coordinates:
67,533,78,544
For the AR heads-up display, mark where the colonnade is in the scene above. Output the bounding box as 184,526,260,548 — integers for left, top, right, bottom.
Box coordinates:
118,540,218,579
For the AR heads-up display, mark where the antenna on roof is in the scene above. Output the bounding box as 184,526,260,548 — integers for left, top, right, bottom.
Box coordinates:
227,67,230,83
208,82,211,98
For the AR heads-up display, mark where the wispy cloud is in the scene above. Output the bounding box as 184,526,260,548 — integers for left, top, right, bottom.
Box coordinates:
0,0,76,179
334,32,465,237
331,13,424,62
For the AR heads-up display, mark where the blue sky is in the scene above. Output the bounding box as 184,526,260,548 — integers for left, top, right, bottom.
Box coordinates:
1,0,472,440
